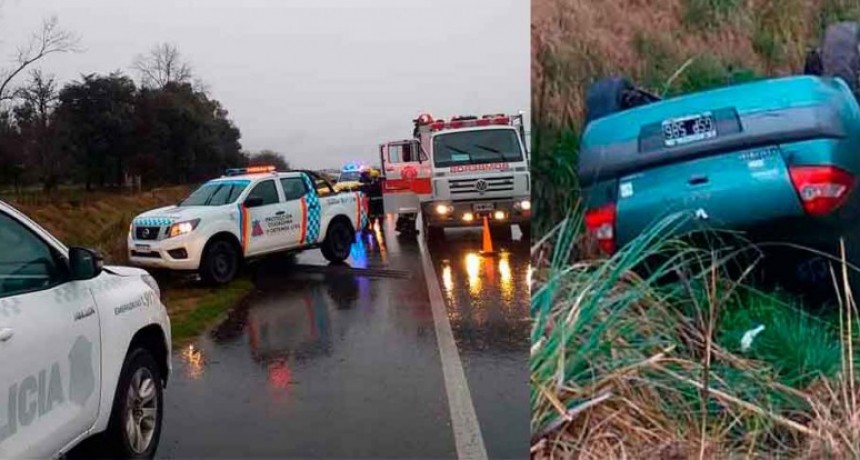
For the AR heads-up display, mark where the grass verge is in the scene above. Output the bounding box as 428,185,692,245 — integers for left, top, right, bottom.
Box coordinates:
531,207,860,458
165,277,255,346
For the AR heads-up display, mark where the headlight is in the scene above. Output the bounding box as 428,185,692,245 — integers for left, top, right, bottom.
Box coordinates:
514,199,531,211
435,204,453,215
141,274,161,299
167,219,200,238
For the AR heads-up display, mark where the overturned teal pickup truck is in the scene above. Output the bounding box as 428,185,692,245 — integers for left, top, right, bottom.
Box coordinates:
579,22,860,286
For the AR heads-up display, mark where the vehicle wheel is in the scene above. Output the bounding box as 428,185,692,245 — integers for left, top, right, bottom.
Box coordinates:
818,22,860,99
199,238,239,285
490,224,513,242
102,348,163,459
519,222,531,243
321,219,354,263
421,211,445,242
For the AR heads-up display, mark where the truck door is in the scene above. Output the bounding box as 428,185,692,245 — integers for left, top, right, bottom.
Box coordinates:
0,212,101,459
380,140,431,215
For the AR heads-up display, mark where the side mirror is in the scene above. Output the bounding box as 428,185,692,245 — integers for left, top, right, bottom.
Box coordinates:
244,196,264,208
69,247,103,281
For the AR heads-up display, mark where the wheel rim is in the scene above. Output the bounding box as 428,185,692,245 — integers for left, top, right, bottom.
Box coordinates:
124,367,158,454
333,225,351,256
212,244,234,280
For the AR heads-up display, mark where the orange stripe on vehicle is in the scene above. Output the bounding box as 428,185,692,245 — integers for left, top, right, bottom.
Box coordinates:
300,197,308,244
241,206,250,254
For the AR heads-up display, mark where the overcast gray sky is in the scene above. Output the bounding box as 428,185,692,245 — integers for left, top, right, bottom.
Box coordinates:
1,0,529,170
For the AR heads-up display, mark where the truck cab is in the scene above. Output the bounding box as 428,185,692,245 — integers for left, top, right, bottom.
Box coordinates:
129,166,368,284
380,113,531,239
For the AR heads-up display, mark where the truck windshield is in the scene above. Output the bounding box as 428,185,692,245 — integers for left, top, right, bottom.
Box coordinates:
179,180,249,206
432,129,523,168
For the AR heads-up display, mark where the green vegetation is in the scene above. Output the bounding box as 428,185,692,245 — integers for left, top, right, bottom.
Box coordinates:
166,278,255,345
531,209,860,457
682,0,743,29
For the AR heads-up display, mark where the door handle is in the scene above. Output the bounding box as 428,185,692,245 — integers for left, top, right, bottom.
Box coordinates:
275,211,286,215
0,328,14,342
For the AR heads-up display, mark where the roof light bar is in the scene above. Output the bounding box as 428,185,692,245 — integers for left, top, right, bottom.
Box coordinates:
224,165,277,176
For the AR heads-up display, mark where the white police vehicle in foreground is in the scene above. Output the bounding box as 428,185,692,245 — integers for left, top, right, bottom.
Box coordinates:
128,166,369,284
0,200,171,459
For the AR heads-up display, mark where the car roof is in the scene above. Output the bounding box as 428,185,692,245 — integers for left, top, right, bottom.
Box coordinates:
208,170,304,182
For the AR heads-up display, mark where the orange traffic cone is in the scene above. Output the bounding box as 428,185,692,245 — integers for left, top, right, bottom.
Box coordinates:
480,215,495,256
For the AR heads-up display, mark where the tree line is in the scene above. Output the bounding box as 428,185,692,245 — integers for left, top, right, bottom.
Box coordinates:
0,19,281,192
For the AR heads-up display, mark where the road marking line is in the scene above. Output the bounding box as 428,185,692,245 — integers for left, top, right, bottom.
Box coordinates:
418,234,488,460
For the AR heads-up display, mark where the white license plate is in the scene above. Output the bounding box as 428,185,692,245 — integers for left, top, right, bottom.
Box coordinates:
473,203,494,212
135,244,151,252
662,112,717,147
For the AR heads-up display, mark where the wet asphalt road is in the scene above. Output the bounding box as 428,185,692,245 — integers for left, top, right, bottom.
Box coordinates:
156,215,530,459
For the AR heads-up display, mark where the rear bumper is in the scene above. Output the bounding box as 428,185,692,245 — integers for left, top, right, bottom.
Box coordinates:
127,233,207,271
422,197,531,227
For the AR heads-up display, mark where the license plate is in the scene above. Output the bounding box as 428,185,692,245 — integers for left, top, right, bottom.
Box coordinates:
662,112,717,147
473,203,494,212
135,244,151,251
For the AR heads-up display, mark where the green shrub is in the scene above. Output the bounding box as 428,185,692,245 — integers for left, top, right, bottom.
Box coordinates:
683,0,744,29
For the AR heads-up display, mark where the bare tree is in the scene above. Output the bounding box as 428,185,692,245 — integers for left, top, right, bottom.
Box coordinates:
132,43,193,88
15,69,63,190
0,15,80,101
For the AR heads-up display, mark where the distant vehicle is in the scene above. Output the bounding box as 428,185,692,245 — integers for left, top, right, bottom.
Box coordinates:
0,200,171,459
128,166,368,284
580,22,860,287
380,112,531,240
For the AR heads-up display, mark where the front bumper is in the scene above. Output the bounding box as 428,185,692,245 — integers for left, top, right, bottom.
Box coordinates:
422,197,531,227
127,232,207,271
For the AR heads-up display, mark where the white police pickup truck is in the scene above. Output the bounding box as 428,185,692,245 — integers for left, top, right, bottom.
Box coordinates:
0,200,171,459
128,167,369,284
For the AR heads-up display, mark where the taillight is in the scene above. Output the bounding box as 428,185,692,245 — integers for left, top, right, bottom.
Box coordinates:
584,203,617,254
788,165,855,216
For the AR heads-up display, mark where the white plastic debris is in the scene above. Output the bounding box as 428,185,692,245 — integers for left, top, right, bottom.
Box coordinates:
740,324,766,352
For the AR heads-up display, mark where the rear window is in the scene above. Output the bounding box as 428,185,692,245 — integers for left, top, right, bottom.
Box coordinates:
433,129,522,168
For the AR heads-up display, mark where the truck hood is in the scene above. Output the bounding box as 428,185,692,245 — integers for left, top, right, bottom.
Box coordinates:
133,204,226,224
103,265,148,277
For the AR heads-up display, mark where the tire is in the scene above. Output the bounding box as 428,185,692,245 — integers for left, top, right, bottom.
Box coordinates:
519,222,531,243
199,238,239,285
321,219,353,263
818,22,860,99
102,348,163,459
421,211,445,243
585,77,636,124
490,224,513,242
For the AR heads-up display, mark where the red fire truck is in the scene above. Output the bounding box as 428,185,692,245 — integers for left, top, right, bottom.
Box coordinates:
379,113,530,239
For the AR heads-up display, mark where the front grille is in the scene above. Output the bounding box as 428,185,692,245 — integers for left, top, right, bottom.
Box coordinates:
135,226,161,240
131,250,161,258
449,175,515,194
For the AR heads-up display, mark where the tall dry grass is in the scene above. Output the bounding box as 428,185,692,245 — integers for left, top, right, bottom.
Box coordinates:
531,208,860,458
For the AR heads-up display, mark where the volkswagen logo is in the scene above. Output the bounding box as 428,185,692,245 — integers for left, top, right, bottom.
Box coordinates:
142,228,151,238
475,179,488,193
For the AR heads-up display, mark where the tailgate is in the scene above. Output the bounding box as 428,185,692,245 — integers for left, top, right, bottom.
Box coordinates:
615,146,805,245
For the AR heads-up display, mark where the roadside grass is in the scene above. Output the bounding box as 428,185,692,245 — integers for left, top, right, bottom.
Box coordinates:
682,0,744,29
165,277,255,346
530,208,860,458
5,187,255,346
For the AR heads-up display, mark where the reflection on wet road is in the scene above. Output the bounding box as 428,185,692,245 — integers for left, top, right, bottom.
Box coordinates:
157,217,528,459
